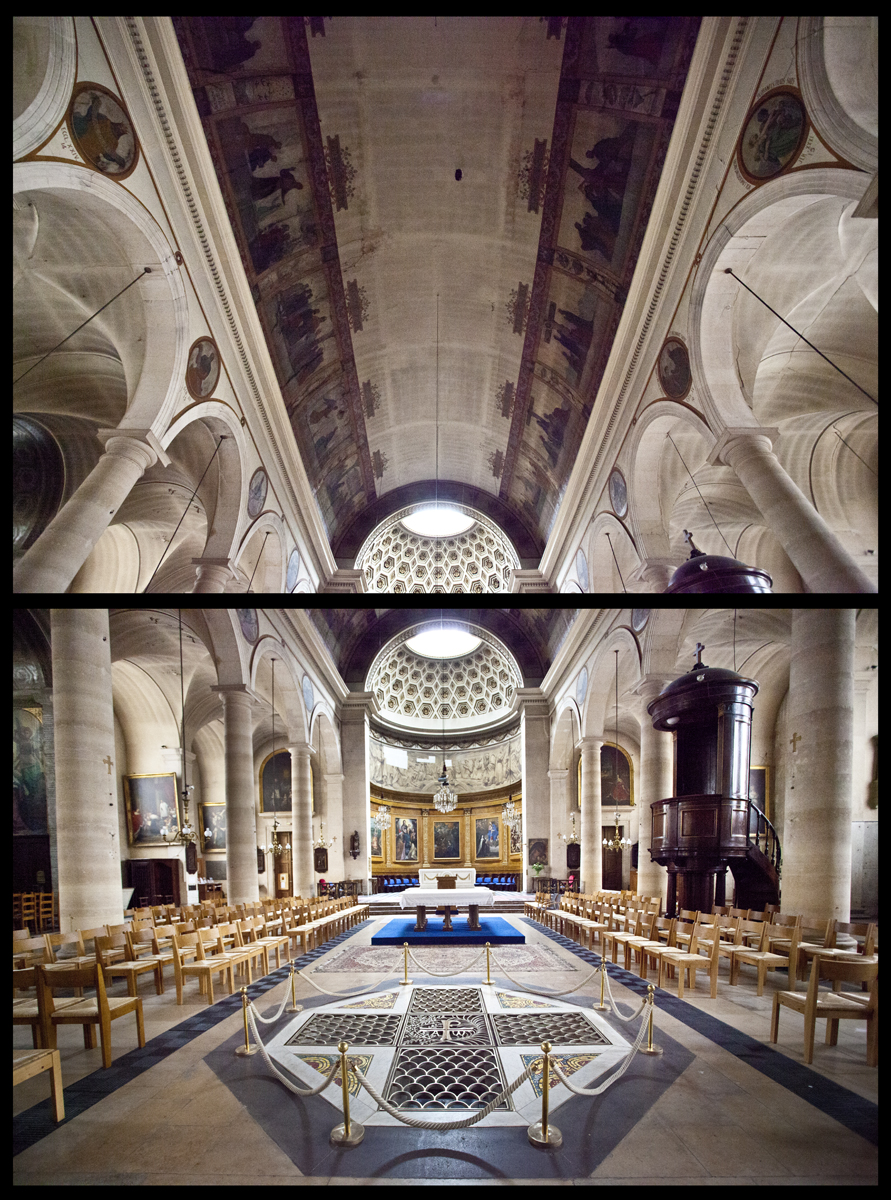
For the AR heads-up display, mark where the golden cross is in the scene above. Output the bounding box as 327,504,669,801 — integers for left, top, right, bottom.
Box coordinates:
103,755,113,774
789,732,802,752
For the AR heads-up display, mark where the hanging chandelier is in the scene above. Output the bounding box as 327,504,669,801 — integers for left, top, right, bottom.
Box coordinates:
559,810,580,845
163,609,206,847
502,795,521,829
433,618,458,813
375,803,392,831
313,822,337,849
603,649,632,853
264,658,291,858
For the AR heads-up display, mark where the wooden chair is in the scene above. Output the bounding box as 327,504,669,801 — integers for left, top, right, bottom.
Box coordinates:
637,918,677,980
619,911,659,972
730,923,801,996
38,892,56,932
14,1047,65,1122
37,961,145,1069
44,931,94,968
602,909,644,964
657,922,724,999
169,932,236,1006
13,935,51,969
96,933,164,998
770,955,878,1067
240,917,290,972
796,921,876,978
14,966,81,1048
672,911,701,950
215,922,262,983
20,893,38,930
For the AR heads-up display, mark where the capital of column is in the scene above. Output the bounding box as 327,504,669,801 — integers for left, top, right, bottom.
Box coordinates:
632,673,676,706
192,557,235,592
98,427,170,470
627,559,683,592
288,742,313,760
708,426,780,469
548,768,570,780
211,683,255,710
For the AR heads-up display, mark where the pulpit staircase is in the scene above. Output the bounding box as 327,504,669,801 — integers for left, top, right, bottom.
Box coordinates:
728,803,782,910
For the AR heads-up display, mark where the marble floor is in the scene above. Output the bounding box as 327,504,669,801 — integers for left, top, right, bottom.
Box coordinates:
14,909,878,1186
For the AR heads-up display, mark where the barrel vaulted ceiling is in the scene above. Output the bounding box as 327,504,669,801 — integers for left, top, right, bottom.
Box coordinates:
173,16,700,562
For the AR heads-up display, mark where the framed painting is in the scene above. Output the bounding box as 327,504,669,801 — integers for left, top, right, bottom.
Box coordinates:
738,90,807,183
67,83,139,180
601,743,633,806
392,817,418,863
199,802,227,852
123,773,179,846
261,749,291,813
749,766,771,820
475,816,501,860
528,838,549,867
185,337,220,399
510,822,522,857
433,819,461,860
370,812,384,860
205,858,226,882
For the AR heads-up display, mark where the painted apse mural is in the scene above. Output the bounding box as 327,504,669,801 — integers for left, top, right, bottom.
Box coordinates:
501,16,700,543
174,16,376,543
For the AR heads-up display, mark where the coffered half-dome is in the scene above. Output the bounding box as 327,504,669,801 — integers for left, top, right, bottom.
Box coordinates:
366,621,523,734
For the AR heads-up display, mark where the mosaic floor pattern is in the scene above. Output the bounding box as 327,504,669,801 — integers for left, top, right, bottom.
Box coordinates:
263,983,630,1128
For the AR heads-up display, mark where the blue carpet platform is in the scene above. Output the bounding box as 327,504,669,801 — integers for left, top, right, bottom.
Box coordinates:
371,914,525,945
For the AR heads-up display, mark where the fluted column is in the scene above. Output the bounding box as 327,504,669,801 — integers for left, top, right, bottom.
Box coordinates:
192,558,234,593
290,743,315,899
579,737,603,894
51,608,123,930
212,685,259,905
710,429,875,593
633,675,675,911
781,609,856,924
15,431,165,594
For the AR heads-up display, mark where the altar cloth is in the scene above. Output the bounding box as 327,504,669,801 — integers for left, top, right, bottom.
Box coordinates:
397,887,495,908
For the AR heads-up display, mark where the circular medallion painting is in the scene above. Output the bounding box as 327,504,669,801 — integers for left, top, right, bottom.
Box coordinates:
286,548,301,592
185,337,220,400
631,609,650,632
67,83,139,178
657,337,691,399
575,548,589,592
237,608,259,644
608,468,628,518
247,468,268,519
739,90,807,183
302,674,315,713
576,666,588,707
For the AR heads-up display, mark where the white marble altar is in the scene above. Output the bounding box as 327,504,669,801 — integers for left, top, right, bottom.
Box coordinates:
418,867,476,887
398,887,495,908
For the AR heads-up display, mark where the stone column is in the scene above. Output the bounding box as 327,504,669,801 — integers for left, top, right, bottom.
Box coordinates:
212,685,259,905
463,807,472,867
290,743,315,899
520,693,550,890
421,809,430,868
341,696,371,891
192,558,235,593
633,676,675,912
51,609,124,931
710,429,876,593
781,609,856,924
627,560,682,592
15,431,166,594
323,772,345,883
579,737,603,894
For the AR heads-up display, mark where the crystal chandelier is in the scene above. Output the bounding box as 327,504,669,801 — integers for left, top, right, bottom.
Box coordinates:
264,658,291,858
375,803,392,831
432,625,458,813
502,795,521,829
313,822,337,849
603,649,632,853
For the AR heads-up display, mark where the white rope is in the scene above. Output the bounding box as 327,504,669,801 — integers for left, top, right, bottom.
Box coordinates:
295,966,399,997
349,1057,537,1131
246,1005,342,1096
248,975,302,1025
490,948,600,996
406,944,488,977
550,997,654,1095
599,964,649,1022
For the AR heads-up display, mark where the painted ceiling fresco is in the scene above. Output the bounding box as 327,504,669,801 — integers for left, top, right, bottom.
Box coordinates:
173,17,699,556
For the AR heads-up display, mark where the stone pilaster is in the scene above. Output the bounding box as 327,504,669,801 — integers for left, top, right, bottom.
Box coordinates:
289,743,315,899
579,737,603,894
212,685,259,905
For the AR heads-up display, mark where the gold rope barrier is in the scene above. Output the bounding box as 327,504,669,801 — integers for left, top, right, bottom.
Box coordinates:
330,1040,364,1146
235,987,258,1057
399,941,413,986
527,1040,562,1148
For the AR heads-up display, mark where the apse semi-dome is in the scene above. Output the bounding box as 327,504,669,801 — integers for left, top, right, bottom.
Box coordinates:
366,622,524,733
355,504,520,592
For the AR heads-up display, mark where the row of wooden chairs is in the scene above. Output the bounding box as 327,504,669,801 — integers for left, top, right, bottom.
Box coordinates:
13,892,57,933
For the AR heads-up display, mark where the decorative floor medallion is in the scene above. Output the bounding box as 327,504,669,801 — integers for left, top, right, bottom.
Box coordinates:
264,984,630,1128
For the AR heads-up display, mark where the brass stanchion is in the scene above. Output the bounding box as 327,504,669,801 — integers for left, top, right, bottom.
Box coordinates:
638,984,663,1056
595,949,608,1010
235,987,258,1056
399,941,413,986
329,1040,365,1146
287,964,302,1014
528,1040,562,1148
482,941,493,985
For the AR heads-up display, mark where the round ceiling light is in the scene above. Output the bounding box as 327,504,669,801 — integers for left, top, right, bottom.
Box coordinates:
400,506,476,538
405,628,481,659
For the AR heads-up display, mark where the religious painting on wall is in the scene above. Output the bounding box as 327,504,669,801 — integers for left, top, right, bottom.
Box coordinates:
185,337,221,399
475,816,501,860
601,744,633,806
260,750,291,813
370,812,384,860
510,821,522,858
433,819,461,860
657,337,691,399
393,817,418,863
67,83,139,179
247,468,268,518
237,608,258,643
749,766,770,820
199,802,227,852
528,838,549,867
738,90,807,183
123,773,179,846
14,706,47,835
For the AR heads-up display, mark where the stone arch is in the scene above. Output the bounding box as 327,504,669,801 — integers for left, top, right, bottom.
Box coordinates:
585,511,642,594
550,700,579,770
583,627,642,740
13,17,77,160
313,710,342,777
232,513,287,594
203,609,251,689
797,17,878,172
13,161,188,437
